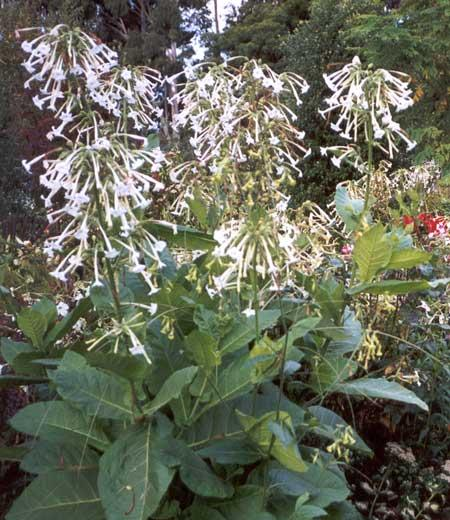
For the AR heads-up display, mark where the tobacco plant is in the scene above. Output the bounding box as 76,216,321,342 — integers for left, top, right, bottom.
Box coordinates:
0,25,448,520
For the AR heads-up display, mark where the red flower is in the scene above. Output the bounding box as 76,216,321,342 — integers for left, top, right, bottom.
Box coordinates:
402,215,415,227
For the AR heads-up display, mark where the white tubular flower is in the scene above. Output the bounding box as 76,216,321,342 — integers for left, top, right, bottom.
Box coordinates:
171,59,310,205
320,145,366,173
21,25,118,113
212,206,301,293
40,133,168,288
320,56,417,158
93,66,163,132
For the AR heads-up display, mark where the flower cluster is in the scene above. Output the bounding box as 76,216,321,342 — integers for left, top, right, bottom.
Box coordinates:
170,59,310,214
20,26,169,294
210,206,301,293
403,213,450,241
320,56,416,161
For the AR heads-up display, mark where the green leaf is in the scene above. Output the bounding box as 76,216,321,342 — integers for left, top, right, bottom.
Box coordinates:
187,187,209,227
326,309,363,355
143,366,198,416
184,504,226,520
202,355,259,412
353,224,392,282
267,462,349,507
220,310,280,355
337,378,428,411
334,187,365,232
348,278,450,295
82,350,149,382
44,298,92,347
17,309,47,348
6,469,103,520
144,220,216,250
32,298,57,327
216,486,268,520
170,440,234,498
0,446,29,462
237,411,307,473
197,438,261,464
385,248,431,269
0,339,34,366
10,401,110,450
98,424,176,520
309,356,358,393
287,317,322,347
0,375,48,387
50,352,134,420
314,278,345,325
6,351,47,377
308,406,372,455
185,330,221,372
21,440,99,474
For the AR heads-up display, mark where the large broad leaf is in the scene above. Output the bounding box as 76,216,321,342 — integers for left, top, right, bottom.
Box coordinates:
6,469,103,520
21,440,99,475
334,187,365,232
327,309,363,355
10,401,110,450
353,224,392,282
220,310,280,355
81,350,150,382
143,366,198,416
237,411,307,473
0,339,34,366
32,298,57,328
186,384,305,447
336,378,428,411
197,438,261,465
17,309,47,348
44,298,92,347
348,278,450,295
308,406,372,455
309,356,358,394
169,440,234,498
201,355,260,413
98,423,176,520
267,462,349,507
385,248,431,270
144,220,216,250
314,278,345,325
286,317,322,348
216,486,273,520
185,330,221,372
50,351,134,420
0,446,29,462
184,504,226,520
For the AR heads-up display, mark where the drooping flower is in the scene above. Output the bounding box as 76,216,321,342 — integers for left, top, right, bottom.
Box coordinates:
211,206,301,293
320,56,417,158
169,59,310,217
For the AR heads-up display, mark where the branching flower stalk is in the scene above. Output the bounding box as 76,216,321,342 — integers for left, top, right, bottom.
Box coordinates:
320,56,417,221
20,25,171,356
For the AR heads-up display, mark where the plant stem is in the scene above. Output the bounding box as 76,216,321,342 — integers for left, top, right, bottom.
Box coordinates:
263,292,290,505
251,247,260,416
252,248,260,342
92,184,123,322
363,121,374,214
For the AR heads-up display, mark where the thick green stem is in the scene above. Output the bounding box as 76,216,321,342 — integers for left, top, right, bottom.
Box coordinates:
252,248,260,342
263,293,290,505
